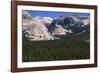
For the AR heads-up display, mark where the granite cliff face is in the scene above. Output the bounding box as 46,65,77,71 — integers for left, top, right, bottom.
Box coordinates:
22,11,54,41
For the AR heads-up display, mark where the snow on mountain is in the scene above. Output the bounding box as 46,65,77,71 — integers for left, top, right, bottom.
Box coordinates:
33,16,53,24
43,17,53,24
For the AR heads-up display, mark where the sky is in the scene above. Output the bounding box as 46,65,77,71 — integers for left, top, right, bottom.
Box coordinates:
23,10,90,18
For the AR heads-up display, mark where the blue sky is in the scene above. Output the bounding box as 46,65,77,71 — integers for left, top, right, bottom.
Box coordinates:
23,10,90,18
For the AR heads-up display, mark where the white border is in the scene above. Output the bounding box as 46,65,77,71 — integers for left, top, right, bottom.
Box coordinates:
17,5,94,68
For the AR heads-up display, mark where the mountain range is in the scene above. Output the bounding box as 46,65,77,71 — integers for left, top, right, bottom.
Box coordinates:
22,11,90,41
